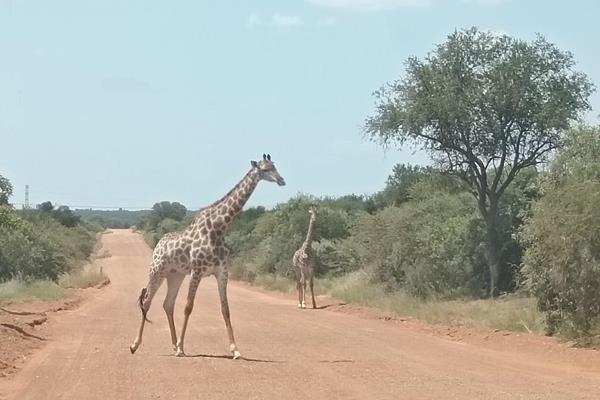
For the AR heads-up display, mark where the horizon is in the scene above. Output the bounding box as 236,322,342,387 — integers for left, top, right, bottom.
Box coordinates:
2,1,599,211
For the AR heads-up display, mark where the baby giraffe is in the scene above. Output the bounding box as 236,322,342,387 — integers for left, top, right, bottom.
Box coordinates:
293,207,317,309
130,154,285,359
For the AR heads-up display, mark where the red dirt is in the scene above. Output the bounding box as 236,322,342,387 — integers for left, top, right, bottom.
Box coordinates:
2,229,600,400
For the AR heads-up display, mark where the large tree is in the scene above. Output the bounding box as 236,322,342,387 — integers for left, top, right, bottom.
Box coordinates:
365,28,594,296
152,201,187,221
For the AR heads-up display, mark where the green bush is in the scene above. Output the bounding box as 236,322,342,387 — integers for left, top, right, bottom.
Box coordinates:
522,181,600,336
336,190,486,299
227,195,354,279
0,207,99,282
522,126,600,337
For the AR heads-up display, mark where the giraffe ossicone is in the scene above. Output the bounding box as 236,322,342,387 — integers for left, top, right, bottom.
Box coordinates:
129,154,285,359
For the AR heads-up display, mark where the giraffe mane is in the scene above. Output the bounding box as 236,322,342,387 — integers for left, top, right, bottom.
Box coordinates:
194,167,256,218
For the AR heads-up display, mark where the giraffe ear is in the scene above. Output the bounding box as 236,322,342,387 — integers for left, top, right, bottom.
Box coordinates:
251,160,258,167
267,154,271,161
262,153,267,160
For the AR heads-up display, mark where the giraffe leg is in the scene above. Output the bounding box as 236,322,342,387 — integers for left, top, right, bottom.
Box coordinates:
297,279,303,308
175,270,202,357
163,272,185,352
310,275,317,309
302,279,307,309
216,270,241,359
130,271,164,354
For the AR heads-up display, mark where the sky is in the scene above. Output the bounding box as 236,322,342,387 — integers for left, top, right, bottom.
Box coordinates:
1,0,599,210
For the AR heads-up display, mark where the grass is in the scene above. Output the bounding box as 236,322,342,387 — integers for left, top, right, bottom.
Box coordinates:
251,273,334,296
244,269,545,335
58,265,110,289
0,265,110,304
328,270,545,334
0,280,67,303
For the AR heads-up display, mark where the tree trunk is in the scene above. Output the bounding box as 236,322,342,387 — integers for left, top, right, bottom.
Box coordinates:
484,212,502,298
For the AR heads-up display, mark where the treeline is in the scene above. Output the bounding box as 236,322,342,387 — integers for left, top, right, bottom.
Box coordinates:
138,28,600,340
136,126,600,339
136,201,193,247
75,208,150,229
0,193,100,282
223,126,598,338
225,164,531,297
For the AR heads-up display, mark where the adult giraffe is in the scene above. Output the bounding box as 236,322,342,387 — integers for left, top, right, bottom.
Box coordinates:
129,154,286,359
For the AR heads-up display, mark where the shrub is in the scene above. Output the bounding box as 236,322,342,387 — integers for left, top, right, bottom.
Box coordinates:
521,126,600,337
0,208,99,282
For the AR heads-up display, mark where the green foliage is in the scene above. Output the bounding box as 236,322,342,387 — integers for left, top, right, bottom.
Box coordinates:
227,195,353,279
152,201,187,222
365,27,594,295
338,188,485,299
36,202,82,227
53,205,81,227
522,126,600,337
227,173,490,299
0,205,23,229
136,201,191,247
370,164,435,207
37,201,54,212
75,209,150,229
0,174,13,205
0,206,98,282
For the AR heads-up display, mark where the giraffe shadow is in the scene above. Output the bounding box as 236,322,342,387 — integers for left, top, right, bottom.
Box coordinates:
313,302,346,310
184,353,284,363
318,359,354,363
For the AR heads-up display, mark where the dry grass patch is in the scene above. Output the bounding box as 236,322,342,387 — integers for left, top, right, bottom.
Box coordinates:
58,265,110,289
328,271,545,334
0,265,110,304
0,280,67,303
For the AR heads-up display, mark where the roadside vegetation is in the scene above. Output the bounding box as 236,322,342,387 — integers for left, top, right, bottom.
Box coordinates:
136,201,193,247
74,208,150,229
138,28,600,345
0,186,109,302
1,28,592,343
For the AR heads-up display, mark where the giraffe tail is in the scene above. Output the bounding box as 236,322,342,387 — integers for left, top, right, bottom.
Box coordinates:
138,287,152,324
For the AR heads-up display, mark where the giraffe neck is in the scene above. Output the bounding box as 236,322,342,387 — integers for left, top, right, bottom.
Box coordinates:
224,168,261,218
193,167,260,233
303,216,316,247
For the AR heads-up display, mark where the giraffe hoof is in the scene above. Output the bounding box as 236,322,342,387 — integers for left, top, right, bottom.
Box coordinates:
129,345,137,354
175,348,185,357
298,303,303,309
232,350,241,360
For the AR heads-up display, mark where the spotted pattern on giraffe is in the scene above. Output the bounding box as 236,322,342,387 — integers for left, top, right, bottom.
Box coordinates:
130,154,286,359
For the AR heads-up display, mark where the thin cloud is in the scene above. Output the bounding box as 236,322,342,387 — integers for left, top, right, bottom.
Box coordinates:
247,13,261,27
306,0,430,11
271,13,302,27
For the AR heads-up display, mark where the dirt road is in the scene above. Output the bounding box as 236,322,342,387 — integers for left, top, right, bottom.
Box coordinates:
2,229,600,399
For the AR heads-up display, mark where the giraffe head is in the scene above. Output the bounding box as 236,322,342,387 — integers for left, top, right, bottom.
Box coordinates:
308,206,317,217
251,154,286,186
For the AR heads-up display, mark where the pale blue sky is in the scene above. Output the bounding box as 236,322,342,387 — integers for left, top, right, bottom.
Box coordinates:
1,0,598,209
